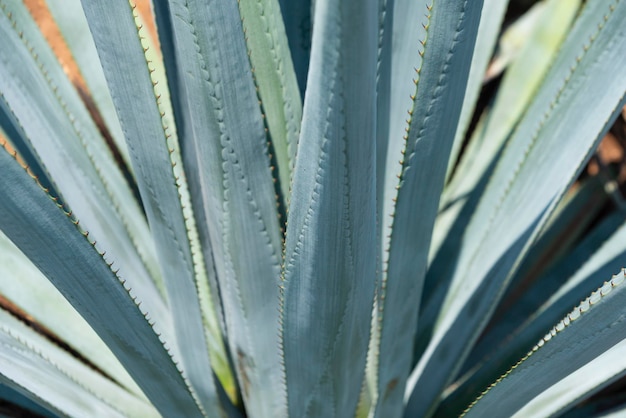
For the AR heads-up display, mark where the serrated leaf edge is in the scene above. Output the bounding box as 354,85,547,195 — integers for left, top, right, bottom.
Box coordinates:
460,268,626,417
0,138,206,417
0,1,164,298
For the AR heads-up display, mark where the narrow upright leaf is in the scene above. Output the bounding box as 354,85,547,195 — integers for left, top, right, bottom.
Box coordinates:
444,0,508,182
373,2,484,416
155,0,287,415
282,0,377,416
79,1,225,415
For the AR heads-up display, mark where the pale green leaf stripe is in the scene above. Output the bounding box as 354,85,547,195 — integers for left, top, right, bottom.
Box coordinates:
137,1,236,397
150,0,236,397
0,308,158,418
463,270,626,418
238,0,303,203
134,1,235,395
0,147,204,417
407,2,626,415
0,1,169,327
366,0,394,412
282,0,377,416
79,1,224,416
159,0,285,415
373,2,484,417
0,232,143,398
44,0,132,173
150,1,229,357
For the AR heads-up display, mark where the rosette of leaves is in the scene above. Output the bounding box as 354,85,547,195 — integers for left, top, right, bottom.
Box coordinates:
0,0,625,417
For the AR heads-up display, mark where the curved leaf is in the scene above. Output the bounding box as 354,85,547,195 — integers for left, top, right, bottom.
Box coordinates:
436,207,626,417
0,231,143,398
463,269,626,418
0,0,167,323
407,1,626,414
0,143,204,417
0,308,158,418
511,339,626,418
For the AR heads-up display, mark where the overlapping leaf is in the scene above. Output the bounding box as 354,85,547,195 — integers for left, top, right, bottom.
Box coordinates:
0,143,205,417
281,0,377,416
373,2,484,416
407,2,626,416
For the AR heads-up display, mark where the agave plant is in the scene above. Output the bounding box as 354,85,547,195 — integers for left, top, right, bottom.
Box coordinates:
1,0,626,416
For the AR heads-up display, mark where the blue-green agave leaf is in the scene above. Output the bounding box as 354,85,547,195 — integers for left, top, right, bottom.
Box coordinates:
0,95,54,195
0,308,158,418
406,2,626,415
373,2,484,416
510,339,626,418
441,0,580,215
435,203,626,417
79,1,226,415
0,231,144,398
238,0,303,203
462,176,609,370
377,0,429,212
462,269,626,418
0,145,205,417
129,2,235,395
44,0,132,172
281,0,377,416
470,176,608,352
432,0,581,282
0,1,168,324
374,0,392,234
366,0,393,410
154,0,286,415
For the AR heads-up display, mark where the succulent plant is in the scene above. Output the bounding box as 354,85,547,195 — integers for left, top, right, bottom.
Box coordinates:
0,0,625,417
